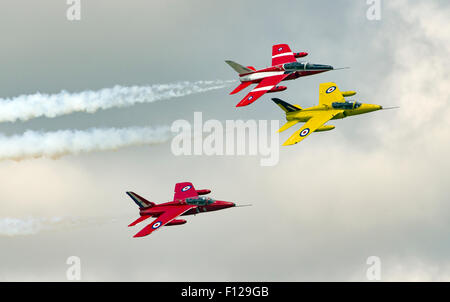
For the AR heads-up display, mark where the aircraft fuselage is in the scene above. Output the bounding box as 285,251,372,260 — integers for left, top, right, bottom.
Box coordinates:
239,62,333,84
139,200,235,217
286,103,383,123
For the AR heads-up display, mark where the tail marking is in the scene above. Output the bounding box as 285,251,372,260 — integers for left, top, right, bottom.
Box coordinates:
126,191,155,208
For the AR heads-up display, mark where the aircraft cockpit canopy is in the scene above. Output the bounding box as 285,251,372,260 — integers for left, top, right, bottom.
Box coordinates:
185,196,215,206
283,62,306,71
284,62,332,71
332,101,362,110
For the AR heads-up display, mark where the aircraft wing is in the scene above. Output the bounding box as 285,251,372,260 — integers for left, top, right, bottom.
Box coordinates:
282,111,343,146
173,182,198,201
133,205,196,237
319,82,345,106
272,44,297,66
236,74,289,107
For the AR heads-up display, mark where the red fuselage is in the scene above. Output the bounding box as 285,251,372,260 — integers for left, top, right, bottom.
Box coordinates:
127,183,237,237
238,62,333,84
139,199,235,218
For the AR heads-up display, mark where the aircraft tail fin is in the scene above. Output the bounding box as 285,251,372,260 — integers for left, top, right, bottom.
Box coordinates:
271,98,302,112
126,191,156,209
225,60,254,75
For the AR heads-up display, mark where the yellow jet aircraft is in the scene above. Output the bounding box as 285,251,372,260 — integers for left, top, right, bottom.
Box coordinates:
273,82,390,146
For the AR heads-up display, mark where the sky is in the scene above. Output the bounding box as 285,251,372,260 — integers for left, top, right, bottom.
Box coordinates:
0,0,449,281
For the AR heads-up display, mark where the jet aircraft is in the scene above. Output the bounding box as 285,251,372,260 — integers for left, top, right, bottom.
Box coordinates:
126,182,236,237
225,43,334,107
272,82,395,145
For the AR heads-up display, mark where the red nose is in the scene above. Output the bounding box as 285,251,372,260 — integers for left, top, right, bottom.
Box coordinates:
215,200,235,209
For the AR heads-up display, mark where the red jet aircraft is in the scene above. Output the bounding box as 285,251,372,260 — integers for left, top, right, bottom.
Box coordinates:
126,182,236,237
226,43,334,107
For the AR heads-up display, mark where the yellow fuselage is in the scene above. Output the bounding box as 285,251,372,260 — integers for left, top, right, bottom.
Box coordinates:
286,103,382,122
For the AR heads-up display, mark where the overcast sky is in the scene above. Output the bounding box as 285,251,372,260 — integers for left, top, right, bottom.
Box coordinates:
0,0,449,281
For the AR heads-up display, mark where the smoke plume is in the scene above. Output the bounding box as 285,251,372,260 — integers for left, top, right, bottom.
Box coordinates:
0,216,118,236
0,80,234,123
0,126,173,160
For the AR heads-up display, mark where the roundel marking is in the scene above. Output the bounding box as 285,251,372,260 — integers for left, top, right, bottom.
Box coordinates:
181,185,192,192
152,221,162,229
326,86,336,94
300,128,310,137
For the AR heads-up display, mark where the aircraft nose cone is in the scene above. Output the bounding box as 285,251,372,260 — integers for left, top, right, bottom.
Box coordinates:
226,201,236,208
224,201,236,209
364,104,383,112
215,200,235,209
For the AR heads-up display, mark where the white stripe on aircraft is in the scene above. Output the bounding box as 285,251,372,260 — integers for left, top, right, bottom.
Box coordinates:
251,85,275,92
240,71,284,81
272,52,294,58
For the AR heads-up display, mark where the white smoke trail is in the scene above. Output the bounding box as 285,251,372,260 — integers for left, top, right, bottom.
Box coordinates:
0,126,173,160
0,216,118,236
0,80,235,123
